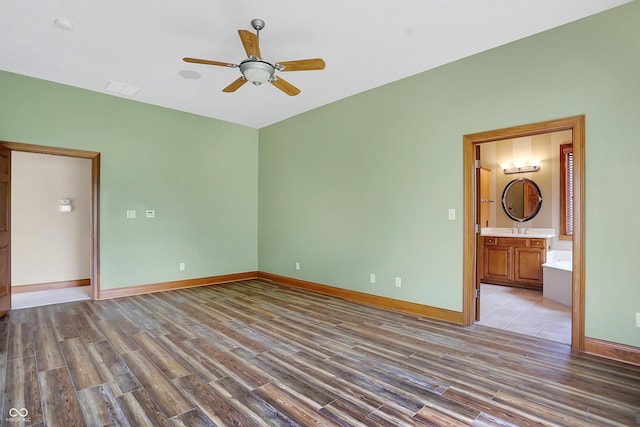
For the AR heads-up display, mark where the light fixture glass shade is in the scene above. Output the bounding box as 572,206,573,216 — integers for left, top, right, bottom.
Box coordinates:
502,161,541,174
240,60,275,85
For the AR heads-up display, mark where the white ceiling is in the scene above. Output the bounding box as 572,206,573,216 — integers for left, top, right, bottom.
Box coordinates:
0,0,631,129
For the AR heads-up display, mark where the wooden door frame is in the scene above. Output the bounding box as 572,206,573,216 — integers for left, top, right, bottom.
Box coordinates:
2,141,100,300
462,115,585,351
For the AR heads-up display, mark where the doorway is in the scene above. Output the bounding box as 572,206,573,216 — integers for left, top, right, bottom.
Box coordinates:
462,116,585,351
1,141,100,311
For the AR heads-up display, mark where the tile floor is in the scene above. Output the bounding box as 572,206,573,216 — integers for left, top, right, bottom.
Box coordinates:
476,283,571,345
11,286,92,309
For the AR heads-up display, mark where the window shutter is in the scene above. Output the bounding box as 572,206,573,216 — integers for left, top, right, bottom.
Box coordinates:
566,150,574,235
560,143,573,237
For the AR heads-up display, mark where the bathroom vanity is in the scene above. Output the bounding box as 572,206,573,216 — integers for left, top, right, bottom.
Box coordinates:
479,228,554,290
478,176,556,289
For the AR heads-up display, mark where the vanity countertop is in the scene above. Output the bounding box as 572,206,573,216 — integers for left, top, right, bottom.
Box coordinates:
481,227,555,239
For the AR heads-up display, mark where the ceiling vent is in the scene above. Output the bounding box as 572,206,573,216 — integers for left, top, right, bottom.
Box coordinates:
105,80,140,96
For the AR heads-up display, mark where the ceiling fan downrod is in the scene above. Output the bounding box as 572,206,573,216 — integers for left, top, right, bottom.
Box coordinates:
251,18,265,45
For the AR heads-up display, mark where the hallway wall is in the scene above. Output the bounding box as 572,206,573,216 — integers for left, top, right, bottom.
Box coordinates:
11,152,91,286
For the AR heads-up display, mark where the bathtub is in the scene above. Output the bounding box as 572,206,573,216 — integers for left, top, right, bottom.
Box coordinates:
542,250,572,306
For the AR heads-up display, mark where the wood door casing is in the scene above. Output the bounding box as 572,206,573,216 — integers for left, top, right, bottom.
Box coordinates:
2,141,101,302
464,115,585,351
0,145,10,317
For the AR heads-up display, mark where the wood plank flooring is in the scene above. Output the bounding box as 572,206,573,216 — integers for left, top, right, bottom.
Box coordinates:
1,279,638,426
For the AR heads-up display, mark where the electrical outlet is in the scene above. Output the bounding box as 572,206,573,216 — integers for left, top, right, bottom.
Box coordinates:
395,277,402,288
295,262,300,271
179,262,186,271
146,210,155,218
370,274,376,284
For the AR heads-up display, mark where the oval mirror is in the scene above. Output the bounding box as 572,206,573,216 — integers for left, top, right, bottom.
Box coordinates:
501,178,542,222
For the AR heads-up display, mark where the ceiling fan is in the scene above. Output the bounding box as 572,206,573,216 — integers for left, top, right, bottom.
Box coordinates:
183,18,326,96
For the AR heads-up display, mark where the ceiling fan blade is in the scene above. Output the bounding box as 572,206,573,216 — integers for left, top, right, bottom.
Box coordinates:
238,29,261,59
183,57,237,67
222,77,248,93
277,58,326,72
271,77,301,96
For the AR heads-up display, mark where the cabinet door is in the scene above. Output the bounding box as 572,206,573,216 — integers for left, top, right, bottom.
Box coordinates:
514,247,544,285
483,245,511,282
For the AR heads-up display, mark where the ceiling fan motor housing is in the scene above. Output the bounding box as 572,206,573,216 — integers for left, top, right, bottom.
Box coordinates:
239,59,275,85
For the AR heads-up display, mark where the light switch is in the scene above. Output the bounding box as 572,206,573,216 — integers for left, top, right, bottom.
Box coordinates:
126,210,136,219
448,209,456,220
59,198,72,213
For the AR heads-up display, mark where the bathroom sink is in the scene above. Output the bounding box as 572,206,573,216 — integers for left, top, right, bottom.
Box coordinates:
480,227,555,238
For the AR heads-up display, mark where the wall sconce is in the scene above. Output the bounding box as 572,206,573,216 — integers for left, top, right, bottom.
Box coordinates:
59,198,73,213
500,161,540,175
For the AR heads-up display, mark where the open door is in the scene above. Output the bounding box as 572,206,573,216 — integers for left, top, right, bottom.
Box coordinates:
479,168,492,228
0,145,11,317
474,145,482,321
476,166,492,321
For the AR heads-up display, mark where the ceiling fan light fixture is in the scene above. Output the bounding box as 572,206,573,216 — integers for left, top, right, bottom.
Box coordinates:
240,60,274,85
182,19,324,95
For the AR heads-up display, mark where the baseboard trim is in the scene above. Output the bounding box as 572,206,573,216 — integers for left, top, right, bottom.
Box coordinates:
98,271,259,300
257,272,463,324
584,337,640,366
93,270,640,365
12,279,90,294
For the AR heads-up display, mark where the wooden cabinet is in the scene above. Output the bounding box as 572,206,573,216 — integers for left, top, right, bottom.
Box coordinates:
480,236,547,290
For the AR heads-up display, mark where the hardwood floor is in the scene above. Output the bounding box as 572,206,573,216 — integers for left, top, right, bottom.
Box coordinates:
1,279,638,426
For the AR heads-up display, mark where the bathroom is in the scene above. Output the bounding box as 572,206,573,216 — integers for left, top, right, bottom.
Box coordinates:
476,129,573,344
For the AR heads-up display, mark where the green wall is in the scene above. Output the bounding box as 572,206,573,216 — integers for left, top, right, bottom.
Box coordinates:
0,72,258,290
1,2,638,348
259,1,640,347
